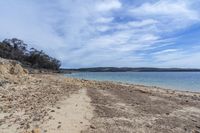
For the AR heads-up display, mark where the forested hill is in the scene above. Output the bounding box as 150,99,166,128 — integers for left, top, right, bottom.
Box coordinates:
0,38,61,70
61,67,200,72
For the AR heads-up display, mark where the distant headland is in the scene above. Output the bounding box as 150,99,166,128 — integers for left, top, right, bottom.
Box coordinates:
60,67,200,73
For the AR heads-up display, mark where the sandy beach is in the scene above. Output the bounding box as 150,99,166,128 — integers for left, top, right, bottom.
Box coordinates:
1,59,200,133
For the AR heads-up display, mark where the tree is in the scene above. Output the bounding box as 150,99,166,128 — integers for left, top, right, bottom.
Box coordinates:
0,38,61,70
2,38,28,61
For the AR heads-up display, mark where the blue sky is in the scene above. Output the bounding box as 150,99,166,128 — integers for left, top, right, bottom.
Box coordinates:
0,0,200,68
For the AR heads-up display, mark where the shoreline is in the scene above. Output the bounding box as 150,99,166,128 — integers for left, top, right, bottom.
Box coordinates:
1,72,200,132
64,73,200,94
65,75,200,97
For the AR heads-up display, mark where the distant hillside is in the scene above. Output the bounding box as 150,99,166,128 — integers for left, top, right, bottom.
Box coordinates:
0,38,61,70
60,67,200,73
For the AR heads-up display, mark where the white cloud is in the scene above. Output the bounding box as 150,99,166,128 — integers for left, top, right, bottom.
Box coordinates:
152,50,200,68
127,19,158,28
115,19,158,30
95,17,114,23
0,0,200,68
130,0,200,32
96,0,122,12
131,0,199,19
153,49,179,55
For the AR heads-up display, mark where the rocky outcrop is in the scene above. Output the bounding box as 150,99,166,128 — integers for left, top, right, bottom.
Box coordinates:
0,57,28,76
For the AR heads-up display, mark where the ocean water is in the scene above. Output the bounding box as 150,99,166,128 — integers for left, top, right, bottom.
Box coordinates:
65,72,200,92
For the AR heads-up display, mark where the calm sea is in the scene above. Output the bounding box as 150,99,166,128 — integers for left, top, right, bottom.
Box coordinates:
65,72,200,92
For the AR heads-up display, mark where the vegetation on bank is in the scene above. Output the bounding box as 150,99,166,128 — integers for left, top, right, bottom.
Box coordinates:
0,38,61,70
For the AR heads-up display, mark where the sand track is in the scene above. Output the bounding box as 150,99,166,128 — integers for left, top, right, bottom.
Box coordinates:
41,89,94,133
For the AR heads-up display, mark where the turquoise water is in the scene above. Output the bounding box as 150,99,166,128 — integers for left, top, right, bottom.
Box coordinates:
65,72,200,92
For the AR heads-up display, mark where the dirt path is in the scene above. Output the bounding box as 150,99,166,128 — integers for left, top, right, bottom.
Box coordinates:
41,89,94,133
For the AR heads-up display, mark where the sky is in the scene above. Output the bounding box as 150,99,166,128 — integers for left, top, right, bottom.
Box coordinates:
0,0,200,68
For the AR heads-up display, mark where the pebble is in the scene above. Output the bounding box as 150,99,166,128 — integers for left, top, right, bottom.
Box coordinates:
192,119,197,122
51,110,55,112
166,113,170,115
31,128,40,133
193,130,200,133
90,125,96,129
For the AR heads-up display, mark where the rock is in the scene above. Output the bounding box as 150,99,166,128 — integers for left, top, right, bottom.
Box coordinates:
20,122,25,126
25,124,30,129
196,125,200,129
33,117,40,121
48,116,53,120
32,128,40,133
192,119,197,122
1,95,6,98
193,130,200,133
57,125,61,129
90,125,96,129
0,80,8,86
166,112,170,115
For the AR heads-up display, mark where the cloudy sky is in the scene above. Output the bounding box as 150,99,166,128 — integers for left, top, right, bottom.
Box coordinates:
0,0,200,68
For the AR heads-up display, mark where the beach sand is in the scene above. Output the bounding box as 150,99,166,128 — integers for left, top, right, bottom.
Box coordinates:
0,59,200,133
